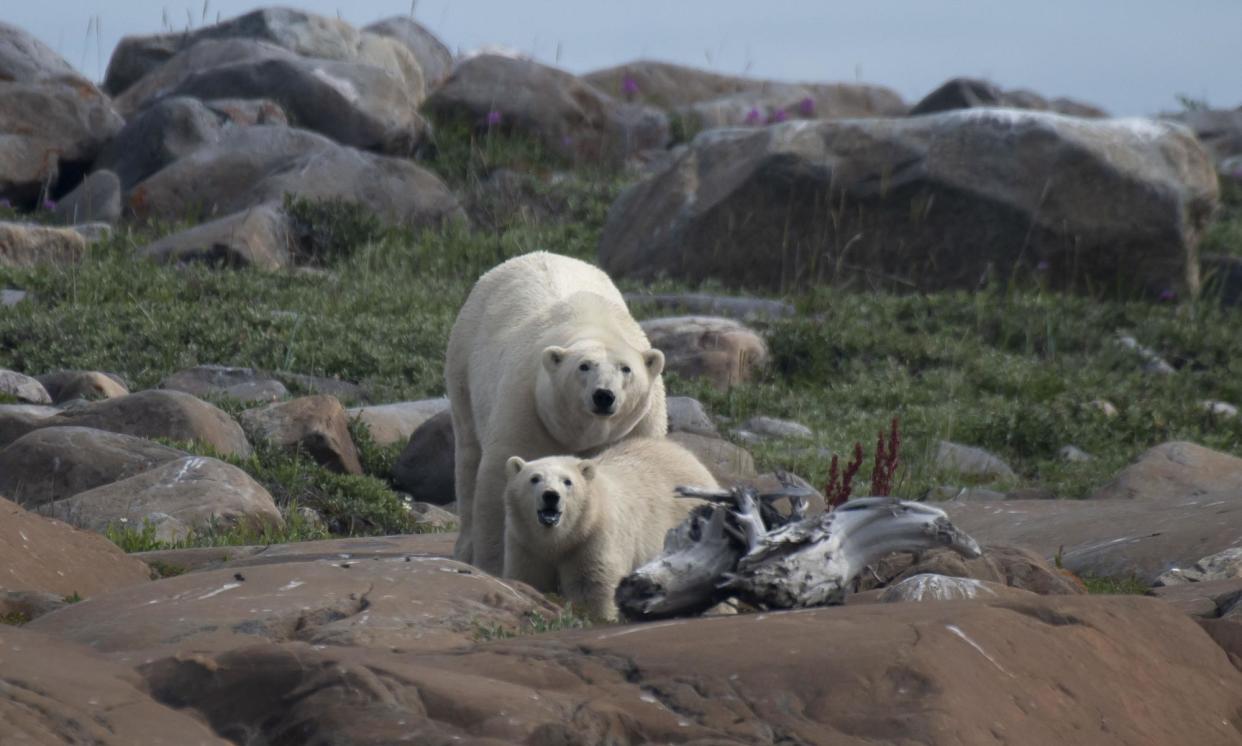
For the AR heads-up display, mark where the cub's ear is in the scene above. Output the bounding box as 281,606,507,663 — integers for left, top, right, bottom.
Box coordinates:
542,346,568,373
577,460,596,482
506,456,526,477
642,348,665,376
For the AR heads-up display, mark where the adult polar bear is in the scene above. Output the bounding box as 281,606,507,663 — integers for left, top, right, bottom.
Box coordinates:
446,251,668,573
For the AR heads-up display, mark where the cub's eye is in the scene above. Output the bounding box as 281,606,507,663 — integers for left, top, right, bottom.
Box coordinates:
621,365,632,374
530,475,541,484
563,478,573,487
578,363,590,372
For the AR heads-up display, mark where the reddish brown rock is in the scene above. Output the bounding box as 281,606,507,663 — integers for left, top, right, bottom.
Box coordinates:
0,626,228,745
0,497,150,598
137,595,1242,745
29,549,553,660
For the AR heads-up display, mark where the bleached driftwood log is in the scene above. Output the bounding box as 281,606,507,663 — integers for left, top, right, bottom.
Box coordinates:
615,479,982,621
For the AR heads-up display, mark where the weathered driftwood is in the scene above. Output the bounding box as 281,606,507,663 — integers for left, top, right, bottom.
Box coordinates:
615,481,982,621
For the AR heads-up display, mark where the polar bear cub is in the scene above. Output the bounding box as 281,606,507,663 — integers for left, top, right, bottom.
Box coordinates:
446,251,668,574
503,437,718,620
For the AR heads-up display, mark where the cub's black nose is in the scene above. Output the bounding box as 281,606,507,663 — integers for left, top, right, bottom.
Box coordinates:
541,490,560,507
592,389,615,410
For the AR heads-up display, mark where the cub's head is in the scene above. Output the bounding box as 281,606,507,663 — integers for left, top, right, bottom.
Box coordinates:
539,340,664,424
504,455,595,534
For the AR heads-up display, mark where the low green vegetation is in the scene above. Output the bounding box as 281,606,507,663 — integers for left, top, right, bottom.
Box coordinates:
1079,575,1152,595
472,606,593,642
0,611,31,626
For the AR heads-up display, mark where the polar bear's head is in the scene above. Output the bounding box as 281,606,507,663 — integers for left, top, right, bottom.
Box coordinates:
504,455,596,536
537,339,664,448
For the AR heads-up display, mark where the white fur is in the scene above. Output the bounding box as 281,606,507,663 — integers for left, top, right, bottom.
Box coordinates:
445,251,668,574
502,438,716,620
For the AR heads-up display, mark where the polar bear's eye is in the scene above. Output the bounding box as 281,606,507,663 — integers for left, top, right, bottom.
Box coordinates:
530,475,541,484
563,478,573,487
578,363,590,372
621,366,632,374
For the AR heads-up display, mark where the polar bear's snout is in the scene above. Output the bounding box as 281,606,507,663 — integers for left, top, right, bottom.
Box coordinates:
537,488,563,527
592,388,617,415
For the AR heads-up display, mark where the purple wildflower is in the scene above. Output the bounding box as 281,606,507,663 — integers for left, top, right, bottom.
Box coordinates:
744,107,762,125
42,198,56,211
621,75,639,97
1158,288,1177,303
767,109,788,124
485,110,502,127
798,97,815,117
1036,260,1050,272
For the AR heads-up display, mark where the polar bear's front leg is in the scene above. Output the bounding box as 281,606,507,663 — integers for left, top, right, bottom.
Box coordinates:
503,538,558,592
559,553,621,621
451,437,481,564
471,454,511,575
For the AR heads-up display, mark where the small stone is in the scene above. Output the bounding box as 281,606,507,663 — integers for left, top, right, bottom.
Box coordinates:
665,396,717,436
1116,334,1175,375
36,370,128,404
1,289,27,306
1090,399,1119,418
640,316,768,391
240,395,362,474
408,501,458,532
739,415,813,440
1059,445,1093,462
934,441,1016,482
1202,400,1239,419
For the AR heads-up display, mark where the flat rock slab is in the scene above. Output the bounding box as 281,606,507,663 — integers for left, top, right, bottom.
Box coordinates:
0,497,151,598
137,595,1242,745
0,626,229,745
946,492,1242,583
30,545,548,661
135,532,457,574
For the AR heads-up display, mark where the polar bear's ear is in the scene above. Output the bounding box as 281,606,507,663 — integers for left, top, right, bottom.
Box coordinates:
506,456,526,477
642,348,665,376
577,460,596,482
542,346,568,373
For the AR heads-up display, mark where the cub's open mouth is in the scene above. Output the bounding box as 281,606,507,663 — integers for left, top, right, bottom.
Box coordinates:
537,508,562,527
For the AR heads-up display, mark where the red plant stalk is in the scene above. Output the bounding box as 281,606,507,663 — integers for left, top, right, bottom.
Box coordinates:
827,442,864,509
870,417,902,496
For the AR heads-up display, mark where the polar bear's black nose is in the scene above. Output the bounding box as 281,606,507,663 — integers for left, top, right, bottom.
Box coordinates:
592,389,615,410
541,490,560,507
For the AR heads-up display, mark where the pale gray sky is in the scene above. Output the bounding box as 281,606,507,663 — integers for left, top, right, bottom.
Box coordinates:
7,1,1239,116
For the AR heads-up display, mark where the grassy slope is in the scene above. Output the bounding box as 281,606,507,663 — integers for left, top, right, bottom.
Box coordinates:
1,129,1240,556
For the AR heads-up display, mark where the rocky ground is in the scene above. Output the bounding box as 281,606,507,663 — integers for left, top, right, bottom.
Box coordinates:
4,7,1242,744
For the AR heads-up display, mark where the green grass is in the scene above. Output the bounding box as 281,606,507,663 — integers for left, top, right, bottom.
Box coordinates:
1203,179,1242,259
472,606,593,641
0,611,31,626
1080,575,1152,595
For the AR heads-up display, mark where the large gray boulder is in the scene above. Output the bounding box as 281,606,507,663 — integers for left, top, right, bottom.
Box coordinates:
0,427,187,508
96,97,231,190
107,8,425,101
0,21,80,82
910,77,1107,118
45,456,284,542
423,54,669,166
50,170,122,225
365,16,454,89
599,109,1218,297
127,126,463,227
584,60,906,116
157,49,427,154
139,204,294,270
0,78,124,206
